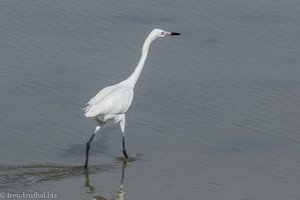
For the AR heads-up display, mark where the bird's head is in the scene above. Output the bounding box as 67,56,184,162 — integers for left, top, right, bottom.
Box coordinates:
151,28,181,39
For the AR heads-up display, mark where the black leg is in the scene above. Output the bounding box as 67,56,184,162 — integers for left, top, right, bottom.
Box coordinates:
122,136,128,159
85,133,96,169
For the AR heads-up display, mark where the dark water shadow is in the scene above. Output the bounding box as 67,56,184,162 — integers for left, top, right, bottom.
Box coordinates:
0,163,115,190
0,155,139,200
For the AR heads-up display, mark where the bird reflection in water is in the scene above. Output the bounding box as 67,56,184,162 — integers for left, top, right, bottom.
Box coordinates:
85,160,127,200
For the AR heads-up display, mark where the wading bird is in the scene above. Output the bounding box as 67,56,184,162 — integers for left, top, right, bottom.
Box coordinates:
83,28,181,168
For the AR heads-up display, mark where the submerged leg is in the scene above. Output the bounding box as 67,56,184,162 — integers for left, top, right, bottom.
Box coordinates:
85,125,101,169
120,114,128,159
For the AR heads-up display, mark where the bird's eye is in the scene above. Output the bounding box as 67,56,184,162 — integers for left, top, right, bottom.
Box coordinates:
161,32,165,35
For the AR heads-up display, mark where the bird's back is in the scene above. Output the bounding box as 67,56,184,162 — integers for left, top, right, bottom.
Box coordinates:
84,84,134,118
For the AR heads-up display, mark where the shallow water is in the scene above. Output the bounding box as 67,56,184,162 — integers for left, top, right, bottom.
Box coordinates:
1,0,300,199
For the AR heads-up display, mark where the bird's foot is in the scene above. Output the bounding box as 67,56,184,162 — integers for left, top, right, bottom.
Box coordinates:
118,154,137,162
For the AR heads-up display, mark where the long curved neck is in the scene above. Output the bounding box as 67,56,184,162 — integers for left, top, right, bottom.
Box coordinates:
124,33,156,88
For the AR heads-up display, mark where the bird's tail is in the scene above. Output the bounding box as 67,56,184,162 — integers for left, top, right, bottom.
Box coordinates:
83,104,92,117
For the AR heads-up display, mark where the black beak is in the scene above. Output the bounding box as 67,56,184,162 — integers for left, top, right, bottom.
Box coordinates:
171,32,181,36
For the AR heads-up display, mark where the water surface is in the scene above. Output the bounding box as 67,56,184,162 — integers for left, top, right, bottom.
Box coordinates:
1,0,300,199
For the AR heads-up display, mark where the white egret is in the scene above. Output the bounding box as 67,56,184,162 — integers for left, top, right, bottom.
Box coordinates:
83,28,181,168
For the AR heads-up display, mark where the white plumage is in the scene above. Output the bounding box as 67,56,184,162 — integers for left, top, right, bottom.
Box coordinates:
84,84,133,118
83,28,181,168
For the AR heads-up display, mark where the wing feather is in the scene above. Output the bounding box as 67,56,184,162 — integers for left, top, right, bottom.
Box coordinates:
84,86,134,118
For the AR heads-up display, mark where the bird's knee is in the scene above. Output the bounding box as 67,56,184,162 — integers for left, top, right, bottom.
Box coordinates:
94,126,101,133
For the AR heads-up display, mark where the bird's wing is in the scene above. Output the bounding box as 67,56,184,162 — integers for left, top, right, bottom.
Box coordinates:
83,84,117,115
86,84,116,105
84,87,134,118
